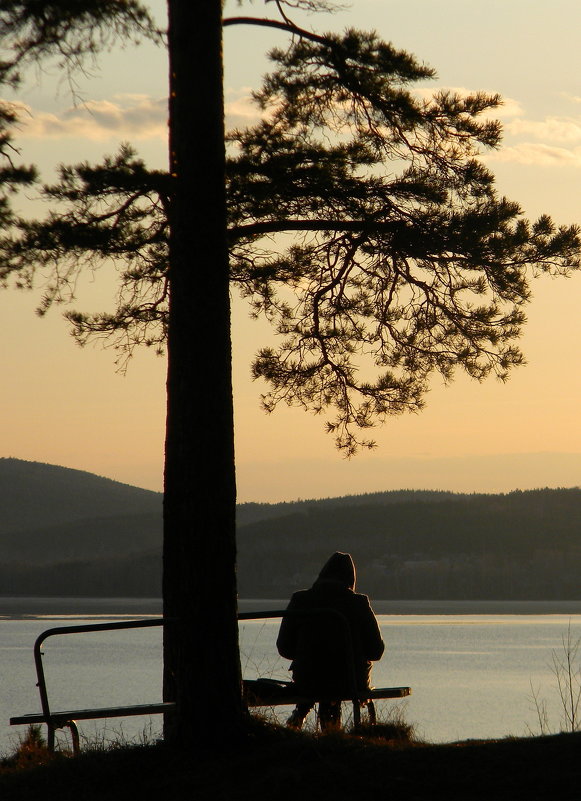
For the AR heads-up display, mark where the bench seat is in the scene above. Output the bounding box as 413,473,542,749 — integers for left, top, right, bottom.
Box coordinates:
10,701,176,728
243,680,411,707
10,702,177,755
10,614,411,754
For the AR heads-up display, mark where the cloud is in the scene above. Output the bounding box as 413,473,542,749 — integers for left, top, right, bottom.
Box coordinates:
12,89,263,142
486,142,581,168
13,87,581,170
491,108,581,167
560,92,581,106
413,86,524,119
14,94,167,141
489,97,525,120
409,86,581,168
225,87,262,129
505,116,581,144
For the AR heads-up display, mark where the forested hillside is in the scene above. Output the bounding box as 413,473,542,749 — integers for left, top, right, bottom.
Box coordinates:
237,488,581,599
0,458,161,536
0,459,163,595
0,459,579,599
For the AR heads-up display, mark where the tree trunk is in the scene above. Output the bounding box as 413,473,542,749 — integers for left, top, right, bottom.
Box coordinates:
163,0,244,748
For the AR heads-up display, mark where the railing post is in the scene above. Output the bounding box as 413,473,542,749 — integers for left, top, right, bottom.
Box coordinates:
30,618,172,752
33,631,53,749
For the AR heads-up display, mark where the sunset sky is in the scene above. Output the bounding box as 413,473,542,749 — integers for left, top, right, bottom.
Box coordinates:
1,0,580,502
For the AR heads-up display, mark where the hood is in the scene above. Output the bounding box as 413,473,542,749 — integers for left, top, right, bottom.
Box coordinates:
314,551,356,591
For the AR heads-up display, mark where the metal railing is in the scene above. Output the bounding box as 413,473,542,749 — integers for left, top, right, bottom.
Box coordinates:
33,618,169,727
25,607,364,749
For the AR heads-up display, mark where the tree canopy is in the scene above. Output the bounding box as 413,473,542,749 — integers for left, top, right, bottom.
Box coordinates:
0,0,158,84
0,98,36,231
1,0,581,750
1,15,579,452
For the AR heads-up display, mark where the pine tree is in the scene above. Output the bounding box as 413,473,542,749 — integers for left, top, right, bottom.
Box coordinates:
0,103,36,260
0,1,580,747
162,0,244,746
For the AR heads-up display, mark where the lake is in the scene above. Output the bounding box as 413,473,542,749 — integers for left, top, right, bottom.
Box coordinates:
2,597,581,754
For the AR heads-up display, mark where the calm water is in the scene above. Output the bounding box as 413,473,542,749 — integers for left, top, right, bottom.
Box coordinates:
1,597,581,753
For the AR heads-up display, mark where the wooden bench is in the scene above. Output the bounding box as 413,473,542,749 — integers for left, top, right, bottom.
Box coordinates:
10,686,411,755
239,609,412,727
10,703,175,755
243,679,411,726
10,610,410,753
9,619,175,755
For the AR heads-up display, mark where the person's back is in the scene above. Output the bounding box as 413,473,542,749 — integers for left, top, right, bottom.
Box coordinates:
277,552,384,727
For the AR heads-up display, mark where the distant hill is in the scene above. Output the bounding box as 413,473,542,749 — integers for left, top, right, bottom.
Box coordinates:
3,512,162,563
0,460,462,565
0,458,161,535
236,487,581,600
1,458,580,599
0,459,162,580
236,489,461,527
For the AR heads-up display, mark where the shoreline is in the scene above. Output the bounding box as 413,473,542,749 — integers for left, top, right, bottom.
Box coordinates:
241,598,581,616
2,596,581,619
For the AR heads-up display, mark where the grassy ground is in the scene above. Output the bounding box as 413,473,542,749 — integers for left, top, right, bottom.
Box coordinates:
1,720,580,800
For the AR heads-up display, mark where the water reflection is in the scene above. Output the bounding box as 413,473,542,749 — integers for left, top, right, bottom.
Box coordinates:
1,600,580,752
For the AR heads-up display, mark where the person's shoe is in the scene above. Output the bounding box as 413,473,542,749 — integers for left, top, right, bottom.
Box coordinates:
286,709,305,729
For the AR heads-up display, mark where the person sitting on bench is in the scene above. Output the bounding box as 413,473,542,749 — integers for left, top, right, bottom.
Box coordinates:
276,551,384,730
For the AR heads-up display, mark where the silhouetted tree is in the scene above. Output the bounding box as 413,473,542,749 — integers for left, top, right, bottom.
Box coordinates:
0,103,36,249
0,0,580,748
6,10,580,451
0,0,247,748
162,1,244,746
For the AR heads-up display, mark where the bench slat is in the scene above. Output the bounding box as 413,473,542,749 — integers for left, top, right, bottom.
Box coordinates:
10,702,176,726
11,688,410,727
245,685,411,706
367,686,411,700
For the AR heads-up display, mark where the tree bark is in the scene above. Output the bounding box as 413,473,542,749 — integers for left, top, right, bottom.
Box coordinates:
163,0,244,747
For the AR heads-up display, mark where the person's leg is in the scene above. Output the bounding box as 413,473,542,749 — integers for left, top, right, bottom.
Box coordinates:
286,702,313,729
318,700,341,731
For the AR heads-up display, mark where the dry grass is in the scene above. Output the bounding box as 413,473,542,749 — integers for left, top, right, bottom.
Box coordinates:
2,718,581,801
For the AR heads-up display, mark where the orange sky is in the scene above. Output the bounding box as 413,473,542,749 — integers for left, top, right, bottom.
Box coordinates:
1,0,580,501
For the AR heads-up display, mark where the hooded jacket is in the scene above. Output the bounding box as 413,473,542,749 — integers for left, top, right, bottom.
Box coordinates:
276,552,384,697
